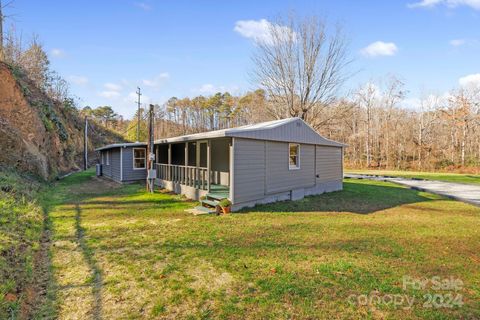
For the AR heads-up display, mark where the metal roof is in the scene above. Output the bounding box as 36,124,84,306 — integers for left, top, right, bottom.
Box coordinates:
154,118,346,147
95,142,147,152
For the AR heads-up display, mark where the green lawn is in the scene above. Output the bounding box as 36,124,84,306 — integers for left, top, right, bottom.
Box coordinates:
345,169,480,185
34,170,480,319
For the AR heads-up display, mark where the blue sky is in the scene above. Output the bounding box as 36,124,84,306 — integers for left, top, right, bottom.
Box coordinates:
7,0,480,118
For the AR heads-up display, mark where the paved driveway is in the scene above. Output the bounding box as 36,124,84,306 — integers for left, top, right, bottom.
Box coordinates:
345,174,480,207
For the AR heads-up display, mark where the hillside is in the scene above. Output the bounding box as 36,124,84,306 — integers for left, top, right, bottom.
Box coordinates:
0,62,124,180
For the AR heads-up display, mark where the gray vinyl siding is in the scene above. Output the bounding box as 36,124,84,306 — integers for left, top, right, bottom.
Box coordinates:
232,139,342,207
99,149,121,182
316,146,343,183
110,149,121,181
101,150,113,179
122,147,147,182
233,138,265,204
229,119,341,147
266,142,315,194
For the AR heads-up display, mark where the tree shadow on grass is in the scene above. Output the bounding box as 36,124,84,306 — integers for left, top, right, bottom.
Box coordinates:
74,203,104,319
242,180,443,214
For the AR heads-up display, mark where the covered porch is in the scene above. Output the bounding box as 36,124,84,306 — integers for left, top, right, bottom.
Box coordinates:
154,137,232,201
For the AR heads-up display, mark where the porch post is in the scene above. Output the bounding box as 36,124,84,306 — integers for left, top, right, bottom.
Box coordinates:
207,140,211,192
185,142,189,185
168,144,172,181
229,138,234,202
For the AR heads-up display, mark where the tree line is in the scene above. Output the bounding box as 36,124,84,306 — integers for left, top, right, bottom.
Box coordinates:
3,10,478,172
105,77,479,172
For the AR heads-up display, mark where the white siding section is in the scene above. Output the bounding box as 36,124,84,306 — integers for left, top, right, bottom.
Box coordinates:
266,142,315,194
233,138,266,204
316,146,342,183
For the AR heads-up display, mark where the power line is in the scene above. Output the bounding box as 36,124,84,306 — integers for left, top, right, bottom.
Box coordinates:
135,87,141,142
116,111,149,137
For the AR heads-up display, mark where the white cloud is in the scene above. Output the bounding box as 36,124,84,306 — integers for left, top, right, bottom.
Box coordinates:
360,41,398,57
142,73,169,89
408,0,443,8
408,0,480,10
68,75,88,86
449,38,478,47
197,84,217,95
450,39,466,46
99,91,121,99
104,82,122,91
195,84,240,95
459,73,480,88
402,93,451,110
126,91,151,105
234,19,294,45
134,2,151,10
50,48,66,58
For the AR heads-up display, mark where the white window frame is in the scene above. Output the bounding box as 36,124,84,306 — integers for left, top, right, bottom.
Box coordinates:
106,151,110,165
289,143,300,170
101,152,105,165
133,148,146,170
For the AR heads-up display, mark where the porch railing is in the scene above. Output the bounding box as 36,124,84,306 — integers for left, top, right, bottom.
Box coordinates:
156,164,210,190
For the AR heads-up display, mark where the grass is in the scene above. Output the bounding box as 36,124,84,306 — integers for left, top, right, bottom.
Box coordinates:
0,169,45,319
33,169,480,319
345,169,480,185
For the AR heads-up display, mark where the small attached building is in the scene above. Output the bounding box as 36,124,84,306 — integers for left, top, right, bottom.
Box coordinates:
95,142,148,183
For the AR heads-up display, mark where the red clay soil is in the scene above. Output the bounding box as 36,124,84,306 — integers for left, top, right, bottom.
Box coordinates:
0,62,124,180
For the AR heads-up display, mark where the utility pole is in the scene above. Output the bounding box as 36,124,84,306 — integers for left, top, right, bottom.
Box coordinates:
146,104,155,192
84,116,88,170
135,86,142,142
0,0,4,62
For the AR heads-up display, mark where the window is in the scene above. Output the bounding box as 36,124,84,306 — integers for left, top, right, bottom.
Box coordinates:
106,151,110,165
133,148,146,169
101,152,104,165
289,144,300,170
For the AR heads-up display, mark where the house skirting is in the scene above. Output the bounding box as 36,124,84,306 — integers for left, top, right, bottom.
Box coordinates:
155,179,209,200
231,180,342,211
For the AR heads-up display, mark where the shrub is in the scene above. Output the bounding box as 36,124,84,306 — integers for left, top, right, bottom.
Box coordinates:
218,198,231,208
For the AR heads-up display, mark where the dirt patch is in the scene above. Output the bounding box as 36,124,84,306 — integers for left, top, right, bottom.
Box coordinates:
188,259,234,292
68,177,122,195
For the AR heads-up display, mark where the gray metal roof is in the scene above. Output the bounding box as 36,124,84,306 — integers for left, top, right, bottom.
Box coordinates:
95,142,147,152
154,118,346,147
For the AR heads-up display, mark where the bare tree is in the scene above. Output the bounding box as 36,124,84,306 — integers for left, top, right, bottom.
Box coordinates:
0,0,15,62
355,83,377,167
252,14,351,129
380,76,406,167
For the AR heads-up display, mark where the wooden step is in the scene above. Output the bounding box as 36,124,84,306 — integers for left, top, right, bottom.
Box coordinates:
201,199,219,207
206,193,229,201
192,206,216,214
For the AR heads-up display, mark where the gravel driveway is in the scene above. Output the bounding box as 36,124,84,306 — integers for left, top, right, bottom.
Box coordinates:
345,174,480,207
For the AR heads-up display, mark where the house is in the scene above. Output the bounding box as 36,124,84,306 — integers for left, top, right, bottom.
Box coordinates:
95,142,148,183
96,118,345,211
